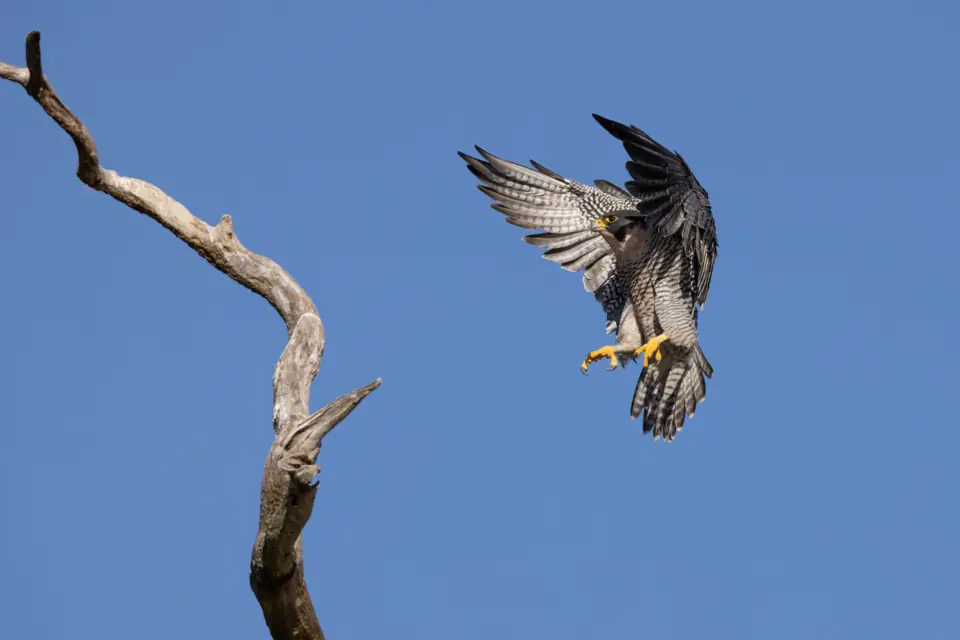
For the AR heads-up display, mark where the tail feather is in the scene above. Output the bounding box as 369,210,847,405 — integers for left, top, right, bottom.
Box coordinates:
656,364,686,439
630,344,711,441
694,343,714,378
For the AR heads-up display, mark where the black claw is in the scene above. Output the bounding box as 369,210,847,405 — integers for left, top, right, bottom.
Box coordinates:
580,358,592,376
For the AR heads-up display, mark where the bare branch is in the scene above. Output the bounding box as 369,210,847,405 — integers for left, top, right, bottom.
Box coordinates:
2,31,379,640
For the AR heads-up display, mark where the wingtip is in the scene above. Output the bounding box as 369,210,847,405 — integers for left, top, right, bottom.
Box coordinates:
474,145,493,159
592,113,629,138
529,158,564,180
592,113,618,127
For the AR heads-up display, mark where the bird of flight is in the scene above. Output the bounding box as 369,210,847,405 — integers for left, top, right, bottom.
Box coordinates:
459,115,717,441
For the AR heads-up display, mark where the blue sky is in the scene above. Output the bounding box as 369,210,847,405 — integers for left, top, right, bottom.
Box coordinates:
3,1,958,638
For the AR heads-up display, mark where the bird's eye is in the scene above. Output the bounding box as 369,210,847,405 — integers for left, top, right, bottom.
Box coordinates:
604,215,618,224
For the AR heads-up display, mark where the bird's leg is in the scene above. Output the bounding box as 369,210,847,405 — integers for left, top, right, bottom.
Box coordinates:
633,333,669,367
580,345,621,374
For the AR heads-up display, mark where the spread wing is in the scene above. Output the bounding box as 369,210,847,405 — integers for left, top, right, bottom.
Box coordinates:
459,146,640,331
593,115,718,308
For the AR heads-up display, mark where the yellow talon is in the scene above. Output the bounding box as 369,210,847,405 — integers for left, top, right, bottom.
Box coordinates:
581,345,619,373
634,334,669,367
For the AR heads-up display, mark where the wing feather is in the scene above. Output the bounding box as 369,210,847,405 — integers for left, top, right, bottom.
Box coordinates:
459,146,640,329
593,114,718,307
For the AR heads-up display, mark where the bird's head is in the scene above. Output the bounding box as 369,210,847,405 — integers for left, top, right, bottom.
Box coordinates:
594,213,638,237
594,213,646,257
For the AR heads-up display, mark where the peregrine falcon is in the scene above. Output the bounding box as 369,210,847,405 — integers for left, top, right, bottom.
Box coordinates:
459,114,717,441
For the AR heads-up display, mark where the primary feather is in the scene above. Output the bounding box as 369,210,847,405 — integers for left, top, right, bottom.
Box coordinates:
458,146,639,333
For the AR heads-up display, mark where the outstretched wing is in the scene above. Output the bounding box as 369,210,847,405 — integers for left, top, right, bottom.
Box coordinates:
459,146,639,331
593,115,718,307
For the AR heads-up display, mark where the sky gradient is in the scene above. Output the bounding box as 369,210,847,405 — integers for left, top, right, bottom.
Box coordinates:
3,1,959,638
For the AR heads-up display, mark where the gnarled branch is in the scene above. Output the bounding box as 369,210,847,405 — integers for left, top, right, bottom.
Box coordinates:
2,31,379,640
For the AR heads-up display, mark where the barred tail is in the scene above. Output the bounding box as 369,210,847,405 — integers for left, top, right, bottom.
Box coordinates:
630,344,712,441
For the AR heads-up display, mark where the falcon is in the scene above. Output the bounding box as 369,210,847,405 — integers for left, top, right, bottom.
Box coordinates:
459,115,717,440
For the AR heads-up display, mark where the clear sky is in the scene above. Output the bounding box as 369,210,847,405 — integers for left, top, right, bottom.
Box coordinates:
3,1,958,638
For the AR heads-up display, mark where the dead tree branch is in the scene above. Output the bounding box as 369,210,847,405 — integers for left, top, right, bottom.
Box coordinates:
2,31,379,640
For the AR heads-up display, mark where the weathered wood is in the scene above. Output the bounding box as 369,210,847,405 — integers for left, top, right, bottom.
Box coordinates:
2,31,379,640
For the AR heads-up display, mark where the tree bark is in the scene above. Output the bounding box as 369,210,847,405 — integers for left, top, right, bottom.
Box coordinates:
1,31,379,640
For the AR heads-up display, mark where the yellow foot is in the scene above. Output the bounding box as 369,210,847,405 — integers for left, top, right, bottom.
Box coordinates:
634,334,669,367
581,345,619,374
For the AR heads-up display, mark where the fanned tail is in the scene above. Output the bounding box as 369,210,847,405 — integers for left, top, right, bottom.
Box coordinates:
630,344,712,441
